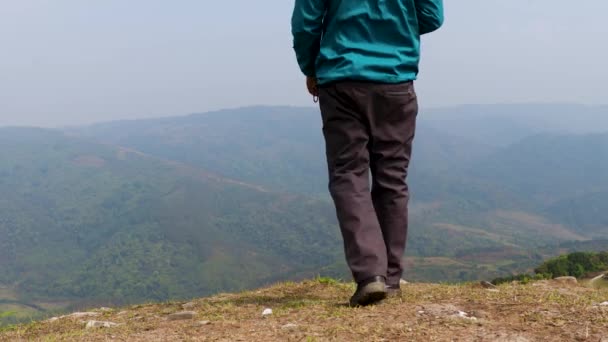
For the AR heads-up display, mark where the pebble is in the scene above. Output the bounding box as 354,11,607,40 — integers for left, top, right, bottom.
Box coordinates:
599,302,608,306
262,308,273,317
456,310,477,321
85,320,119,329
194,320,211,327
168,311,197,321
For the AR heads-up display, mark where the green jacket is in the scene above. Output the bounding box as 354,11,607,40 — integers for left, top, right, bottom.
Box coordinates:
292,0,444,84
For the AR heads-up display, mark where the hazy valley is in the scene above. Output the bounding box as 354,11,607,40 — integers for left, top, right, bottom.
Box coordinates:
2,104,608,325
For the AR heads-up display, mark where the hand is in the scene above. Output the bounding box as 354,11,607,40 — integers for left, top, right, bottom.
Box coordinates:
306,76,319,97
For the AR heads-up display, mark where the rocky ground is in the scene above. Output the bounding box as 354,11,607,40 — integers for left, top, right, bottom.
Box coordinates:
1,277,607,341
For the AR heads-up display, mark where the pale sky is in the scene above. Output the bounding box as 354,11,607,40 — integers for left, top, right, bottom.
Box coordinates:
1,1,607,127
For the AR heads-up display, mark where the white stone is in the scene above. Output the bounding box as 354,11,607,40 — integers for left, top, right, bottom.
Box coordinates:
456,310,477,321
262,308,273,317
598,302,608,306
85,320,119,329
194,320,211,326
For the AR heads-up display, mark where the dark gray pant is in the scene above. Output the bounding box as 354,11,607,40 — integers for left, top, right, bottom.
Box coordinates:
318,81,418,285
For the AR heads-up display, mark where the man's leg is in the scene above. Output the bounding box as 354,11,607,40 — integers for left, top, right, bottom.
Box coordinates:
318,82,388,284
368,82,418,286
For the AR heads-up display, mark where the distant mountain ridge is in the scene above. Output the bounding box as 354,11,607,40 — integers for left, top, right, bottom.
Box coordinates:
3,104,608,325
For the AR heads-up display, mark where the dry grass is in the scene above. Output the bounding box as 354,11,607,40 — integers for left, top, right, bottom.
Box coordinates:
1,278,607,341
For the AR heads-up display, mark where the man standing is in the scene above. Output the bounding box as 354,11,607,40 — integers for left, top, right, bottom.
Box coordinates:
292,0,443,306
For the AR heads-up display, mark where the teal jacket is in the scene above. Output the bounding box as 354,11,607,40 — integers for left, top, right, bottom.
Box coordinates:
292,0,444,84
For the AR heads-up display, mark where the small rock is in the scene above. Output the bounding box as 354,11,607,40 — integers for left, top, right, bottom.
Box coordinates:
262,308,273,317
281,323,298,330
168,311,197,321
486,289,500,293
399,279,409,285
456,310,477,321
554,276,578,285
182,302,196,310
193,320,211,327
85,320,119,329
599,302,608,306
480,281,497,289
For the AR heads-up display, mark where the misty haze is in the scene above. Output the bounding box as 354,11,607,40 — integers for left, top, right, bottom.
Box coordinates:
1,1,608,340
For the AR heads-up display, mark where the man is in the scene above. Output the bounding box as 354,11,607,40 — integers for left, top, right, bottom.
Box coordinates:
292,0,444,307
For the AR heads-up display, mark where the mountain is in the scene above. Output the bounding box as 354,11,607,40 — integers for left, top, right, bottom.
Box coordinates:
4,104,608,326
71,105,608,278
422,104,608,146
73,107,328,195
470,133,608,204
545,191,608,238
0,128,344,309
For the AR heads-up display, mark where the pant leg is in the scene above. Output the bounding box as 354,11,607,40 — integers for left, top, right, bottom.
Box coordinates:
368,82,418,285
318,82,387,283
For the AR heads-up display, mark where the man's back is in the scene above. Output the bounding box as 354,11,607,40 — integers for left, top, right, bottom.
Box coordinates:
291,0,443,307
292,0,443,85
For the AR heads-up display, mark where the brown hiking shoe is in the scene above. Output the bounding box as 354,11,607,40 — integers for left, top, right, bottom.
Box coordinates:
349,276,387,307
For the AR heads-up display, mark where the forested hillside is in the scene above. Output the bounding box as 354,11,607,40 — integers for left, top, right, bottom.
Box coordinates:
3,104,608,326
0,128,343,310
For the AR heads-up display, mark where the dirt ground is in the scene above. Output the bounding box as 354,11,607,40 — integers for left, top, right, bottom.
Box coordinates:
2,278,607,341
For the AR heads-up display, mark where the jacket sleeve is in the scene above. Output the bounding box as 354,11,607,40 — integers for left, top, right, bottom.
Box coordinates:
291,0,326,77
415,0,444,35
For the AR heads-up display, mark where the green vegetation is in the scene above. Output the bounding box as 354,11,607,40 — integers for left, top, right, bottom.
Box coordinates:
492,251,608,285
535,251,608,278
0,128,344,326
4,106,608,326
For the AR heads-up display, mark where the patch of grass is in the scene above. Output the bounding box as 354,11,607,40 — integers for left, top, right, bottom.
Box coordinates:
315,276,340,286
2,279,608,341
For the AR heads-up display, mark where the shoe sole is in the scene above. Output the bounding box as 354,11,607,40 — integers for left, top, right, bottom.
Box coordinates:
358,290,387,306
350,282,388,307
